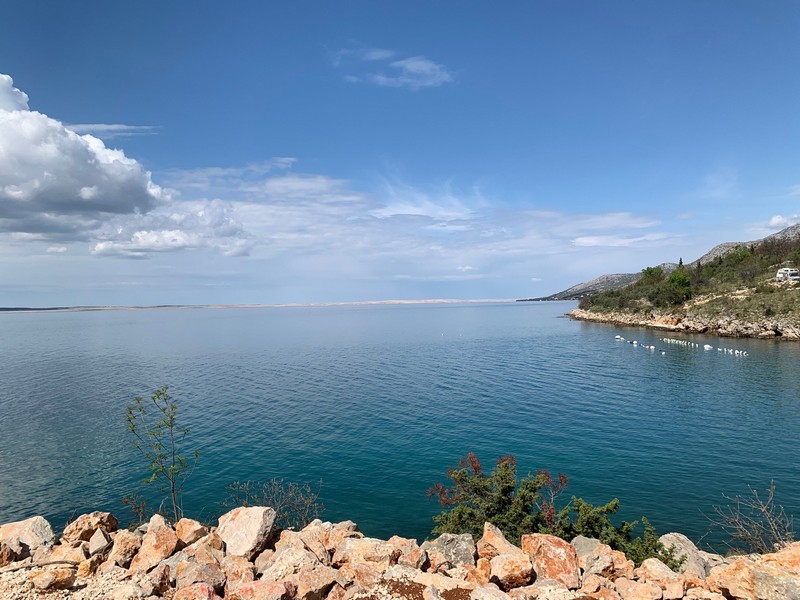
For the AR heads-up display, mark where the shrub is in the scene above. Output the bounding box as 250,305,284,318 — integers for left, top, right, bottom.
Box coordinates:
225,478,324,530
430,453,682,566
708,481,795,553
126,386,199,523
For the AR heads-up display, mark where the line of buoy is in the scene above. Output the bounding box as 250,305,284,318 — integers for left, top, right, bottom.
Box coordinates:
614,335,748,357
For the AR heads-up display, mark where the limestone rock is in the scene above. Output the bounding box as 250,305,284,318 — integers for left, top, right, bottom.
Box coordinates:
227,580,296,600
471,583,514,599
221,554,255,590
175,559,226,594
128,514,179,573
613,577,662,600
176,518,209,547
217,506,276,560
262,543,342,599
333,536,401,570
105,529,142,569
174,582,225,600
29,566,77,590
658,532,708,578
521,533,580,590
633,557,679,583
420,532,476,571
0,515,55,557
507,578,576,600
148,562,171,595
478,523,523,560
77,553,104,577
89,527,112,556
388,534,428,569
308,519,363,553
112,582,152,599
0,539,18,567
490,551,534,591
62,511,118,543
38,539,89,563
571,535,602,569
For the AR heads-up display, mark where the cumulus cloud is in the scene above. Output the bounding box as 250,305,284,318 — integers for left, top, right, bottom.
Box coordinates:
766,214,800,230
0,73,168,242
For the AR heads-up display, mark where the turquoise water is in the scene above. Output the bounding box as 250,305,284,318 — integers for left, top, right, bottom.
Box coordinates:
0,302,798,548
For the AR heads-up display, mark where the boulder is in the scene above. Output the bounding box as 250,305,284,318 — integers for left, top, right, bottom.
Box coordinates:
274,529,329,565
471,583,514,599
176,518,209,547
571,535,602,569
28,566,77,590
61,511,118,543
658,532,709,578
221,555,256,590
262,544,341,599
174,582,225,600
77,553,104,577
613,577,662,600
111,583,152,599
375,564,478,597
307,519,363,553
104,529,142,569
128,514,179,573
633,557,679,583
332,536,402,570
88,527,112,556
490,552,534,590
227,580,296,600
478,523,523,560
37,539,89,563
420,532,476,571
175,559,227,594
388,535,428,569
149,562,172,595
507,578,576,600
217,506,276,560
0,538,18,567
521,533,580,590
706,543,800,600
0,515,55,557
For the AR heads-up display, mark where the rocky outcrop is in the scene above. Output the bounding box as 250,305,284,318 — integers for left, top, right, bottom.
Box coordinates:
569,308,800,340
1,510,799,600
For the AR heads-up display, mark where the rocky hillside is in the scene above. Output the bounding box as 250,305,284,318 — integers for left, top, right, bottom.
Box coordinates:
2,509,799,600
534,223,800,301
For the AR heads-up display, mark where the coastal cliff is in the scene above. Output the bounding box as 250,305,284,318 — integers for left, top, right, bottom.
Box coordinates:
2,510,799,600
568,308,800,340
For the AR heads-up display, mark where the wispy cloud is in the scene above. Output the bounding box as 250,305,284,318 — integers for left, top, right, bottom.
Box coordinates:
331,45,453,90
67,123,160,139
572,233,673,248
369,57,454,90
789,184,800,197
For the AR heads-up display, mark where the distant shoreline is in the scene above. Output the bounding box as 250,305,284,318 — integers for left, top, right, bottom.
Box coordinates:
0,298,520,315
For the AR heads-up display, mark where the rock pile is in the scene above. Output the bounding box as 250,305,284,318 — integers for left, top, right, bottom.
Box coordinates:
1,511,799,600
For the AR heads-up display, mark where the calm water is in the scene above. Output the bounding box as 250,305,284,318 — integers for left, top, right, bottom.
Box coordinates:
0,301,798,549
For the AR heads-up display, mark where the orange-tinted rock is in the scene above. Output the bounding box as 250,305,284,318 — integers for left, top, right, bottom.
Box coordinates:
128,514,179,573
105,529,142,568
478,523,522,561
0,539,18,567
490,552,534,591
662,579,684,600
613,577,662,600
29,567,77,590
149,562,171,595
521,533,580,590
217,506,276,561
0,516,55,557
227,580,295,600
221,554,256,590
470,583,513,599
634,558,679,583
174,582,224,600
587,588,623,600
77,553,104,577
176,518,208,547
175,559,226,594
62,511,118,543
388,535,428,569
464,557,492,586
333,537,401,570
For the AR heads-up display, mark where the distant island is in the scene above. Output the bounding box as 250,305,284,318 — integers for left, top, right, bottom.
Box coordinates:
525,223,800,340
0,298,515,315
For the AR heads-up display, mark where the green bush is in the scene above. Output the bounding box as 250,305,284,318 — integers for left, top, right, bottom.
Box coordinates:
429,453,683,567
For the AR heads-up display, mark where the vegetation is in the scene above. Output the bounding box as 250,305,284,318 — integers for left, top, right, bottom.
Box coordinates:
126,386,199,523
225,478,324,530
429,453,682,568
708,481,795,554
578,235,800,320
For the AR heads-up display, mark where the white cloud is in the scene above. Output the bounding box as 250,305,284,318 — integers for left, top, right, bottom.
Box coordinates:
766,214,800,230
572,233,672,247
332,46,454,90
789,185,800,197
46,246,66,253
67,124,159,139
0,73,168,242
0,74,29,110
369,57,454,90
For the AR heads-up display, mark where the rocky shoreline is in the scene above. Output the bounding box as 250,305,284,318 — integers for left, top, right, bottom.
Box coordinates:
568,309,800,340
2,509,799,600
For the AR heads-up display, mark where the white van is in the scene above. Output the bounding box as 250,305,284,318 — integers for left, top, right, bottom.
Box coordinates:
776,267,800,281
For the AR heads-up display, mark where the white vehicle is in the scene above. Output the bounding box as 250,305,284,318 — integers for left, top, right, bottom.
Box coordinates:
775,267,800,282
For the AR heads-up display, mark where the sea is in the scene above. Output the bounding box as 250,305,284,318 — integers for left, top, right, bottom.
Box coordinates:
0,301,798,550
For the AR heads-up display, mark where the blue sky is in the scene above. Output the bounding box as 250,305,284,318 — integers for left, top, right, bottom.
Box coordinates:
1,1,799,306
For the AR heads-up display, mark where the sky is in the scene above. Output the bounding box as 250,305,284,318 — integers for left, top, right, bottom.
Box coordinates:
1,1,799,306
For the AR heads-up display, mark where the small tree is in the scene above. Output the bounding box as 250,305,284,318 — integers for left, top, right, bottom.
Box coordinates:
126,386,199,523
225,478,324,530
